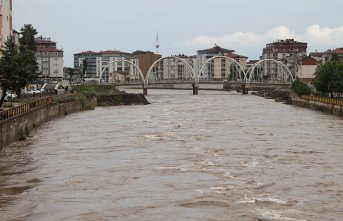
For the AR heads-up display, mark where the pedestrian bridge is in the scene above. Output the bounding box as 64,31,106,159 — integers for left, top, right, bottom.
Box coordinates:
111,80,291,95
97,56,294,95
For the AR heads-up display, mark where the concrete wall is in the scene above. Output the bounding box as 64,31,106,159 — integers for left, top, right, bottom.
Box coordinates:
291,96,343,117
0,97,96,149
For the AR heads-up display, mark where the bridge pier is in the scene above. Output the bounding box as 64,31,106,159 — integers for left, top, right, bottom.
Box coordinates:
242,84,249,95
143,87,148,96
192,83,199,95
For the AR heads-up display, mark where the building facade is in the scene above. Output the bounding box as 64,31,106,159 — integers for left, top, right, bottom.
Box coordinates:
74,50,161,83
74,50,134,82
261,39,307,79
35,36,64,80
297,56,320,82
0,0,12,55
197,45,247,80
310,48,343,64
132,50,161,78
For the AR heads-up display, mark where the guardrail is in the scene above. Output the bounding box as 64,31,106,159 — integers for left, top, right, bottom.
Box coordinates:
301,95,343,106
0,96,53,121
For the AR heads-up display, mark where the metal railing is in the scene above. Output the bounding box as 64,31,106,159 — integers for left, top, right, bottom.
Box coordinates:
0,96,53,121
301,95,343,106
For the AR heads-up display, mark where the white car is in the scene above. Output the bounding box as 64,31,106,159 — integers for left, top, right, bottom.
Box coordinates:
4,91,17,101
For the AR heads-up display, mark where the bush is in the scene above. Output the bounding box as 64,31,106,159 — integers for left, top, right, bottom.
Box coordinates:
292,80,311,96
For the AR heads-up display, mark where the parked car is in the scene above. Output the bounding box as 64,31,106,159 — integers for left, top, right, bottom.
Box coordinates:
4,91,17,102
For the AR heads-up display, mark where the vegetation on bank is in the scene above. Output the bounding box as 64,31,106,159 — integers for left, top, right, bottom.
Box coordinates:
292,80,311,96
314,54,343,97
0,24,39,108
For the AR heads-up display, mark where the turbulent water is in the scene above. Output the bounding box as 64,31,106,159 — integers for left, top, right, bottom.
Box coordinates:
1,89,343,221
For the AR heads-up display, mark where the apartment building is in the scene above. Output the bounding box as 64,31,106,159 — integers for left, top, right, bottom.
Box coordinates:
261,39,307,79
74,50,134,82
35,36,64,80
132,50,161,78
197,44,247,80
0,0,12,55
310,48,343,64
297,56,320,82
74,50,162,83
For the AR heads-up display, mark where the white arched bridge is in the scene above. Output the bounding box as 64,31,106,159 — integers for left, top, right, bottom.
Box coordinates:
98,56,295,95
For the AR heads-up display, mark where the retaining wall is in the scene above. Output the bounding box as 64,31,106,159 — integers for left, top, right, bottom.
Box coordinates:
0,97,96,149
291,96,343,117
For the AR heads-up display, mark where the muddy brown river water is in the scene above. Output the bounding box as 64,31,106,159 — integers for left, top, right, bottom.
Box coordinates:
0,90,343,221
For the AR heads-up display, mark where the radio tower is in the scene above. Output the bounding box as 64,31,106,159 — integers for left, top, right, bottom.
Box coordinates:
155,32,160,54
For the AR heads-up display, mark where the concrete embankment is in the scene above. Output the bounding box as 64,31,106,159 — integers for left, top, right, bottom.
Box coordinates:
291,95,343,117
250,88,343,117
0,97,96,149
0,93,149,149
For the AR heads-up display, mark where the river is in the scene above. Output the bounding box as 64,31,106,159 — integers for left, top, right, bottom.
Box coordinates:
0,89,342,221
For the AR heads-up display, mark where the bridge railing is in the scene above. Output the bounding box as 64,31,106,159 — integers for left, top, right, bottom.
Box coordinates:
301,95,343,106
0,96,53,121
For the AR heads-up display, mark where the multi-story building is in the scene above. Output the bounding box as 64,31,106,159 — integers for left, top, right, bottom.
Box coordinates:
197,45,247,80
74,50,161,83
310,48,343,64
132,50,161,78
0,0,12,55
35,36,64,81
74,50,134,82
261,39,307,79
297,56,321,83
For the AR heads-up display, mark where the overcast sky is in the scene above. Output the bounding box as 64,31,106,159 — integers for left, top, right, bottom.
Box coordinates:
13,0,343,66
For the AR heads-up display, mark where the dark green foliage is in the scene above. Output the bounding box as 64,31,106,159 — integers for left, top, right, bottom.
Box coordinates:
292,79,311,96
314,54,343,97
0,37,30,107
19,24,39,83
0,24,39,108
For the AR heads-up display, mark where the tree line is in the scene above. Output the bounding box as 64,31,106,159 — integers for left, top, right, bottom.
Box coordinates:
292,54,343,97
314,54,343,97
0,24,39,108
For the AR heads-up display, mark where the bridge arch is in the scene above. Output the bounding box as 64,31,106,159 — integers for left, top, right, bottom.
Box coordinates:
145,56,195,85
247,59,294,83
198,56,248,83
99,59,145,86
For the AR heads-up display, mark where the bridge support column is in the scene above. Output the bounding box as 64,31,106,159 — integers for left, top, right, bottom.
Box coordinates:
242,84,249,95
192,83,199,95
143,87,148,96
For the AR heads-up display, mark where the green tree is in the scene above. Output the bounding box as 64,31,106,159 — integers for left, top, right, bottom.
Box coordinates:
65,67,76,81
0,37,29,107
19,24,39,82
314,54,343,97
292,79,311,96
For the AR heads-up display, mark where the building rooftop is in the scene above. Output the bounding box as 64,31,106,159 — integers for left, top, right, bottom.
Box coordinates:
75,50,131,56
36,47,63,53
35,36,56,44
197,44,235,54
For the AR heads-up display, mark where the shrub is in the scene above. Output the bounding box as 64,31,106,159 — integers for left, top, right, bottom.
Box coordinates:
292,80,311,96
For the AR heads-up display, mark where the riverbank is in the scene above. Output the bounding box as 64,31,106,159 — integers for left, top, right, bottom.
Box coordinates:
250,88,343,117
0,91,149,149
251,88,291,103
291,94,343,117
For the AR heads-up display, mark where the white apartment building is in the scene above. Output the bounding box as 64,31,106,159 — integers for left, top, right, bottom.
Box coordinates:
35,36,64,80
297,56,320,82
197,45,247,80
74,50,133,82
0,0,12,54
